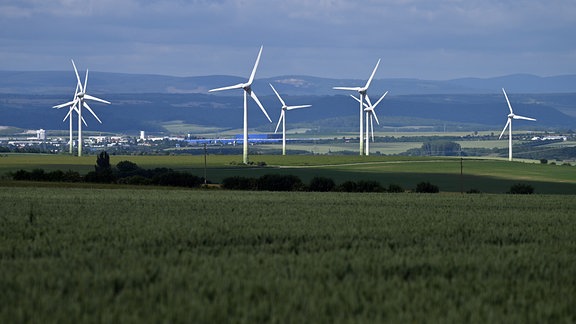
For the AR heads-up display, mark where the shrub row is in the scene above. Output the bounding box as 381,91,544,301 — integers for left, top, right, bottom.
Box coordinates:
222,175,408,193
11,156,205,189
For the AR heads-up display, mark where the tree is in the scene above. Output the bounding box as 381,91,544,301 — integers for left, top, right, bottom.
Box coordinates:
309,177,336,192
96,151,111,172
415,181,440,193
257,174,304,191
508,183,534,194
86,151,115,183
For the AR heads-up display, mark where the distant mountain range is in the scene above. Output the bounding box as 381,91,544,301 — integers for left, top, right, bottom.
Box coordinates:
0,72,575,134
1,71,576,96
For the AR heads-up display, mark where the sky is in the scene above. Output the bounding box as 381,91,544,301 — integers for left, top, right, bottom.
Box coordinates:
0,0,575,80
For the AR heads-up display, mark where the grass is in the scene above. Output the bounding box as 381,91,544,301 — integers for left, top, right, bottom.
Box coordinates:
1,187,575,322
1,154,576,194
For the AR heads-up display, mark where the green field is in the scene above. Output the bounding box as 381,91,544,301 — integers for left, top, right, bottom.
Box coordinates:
1,154,576,194
1,188,575,322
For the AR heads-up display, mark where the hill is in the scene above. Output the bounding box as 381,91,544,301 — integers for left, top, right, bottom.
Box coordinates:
1,71,575,96
0,72,575,133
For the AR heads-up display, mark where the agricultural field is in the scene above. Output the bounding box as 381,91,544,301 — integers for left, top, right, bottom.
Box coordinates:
1,188,575,322
1,153,576,194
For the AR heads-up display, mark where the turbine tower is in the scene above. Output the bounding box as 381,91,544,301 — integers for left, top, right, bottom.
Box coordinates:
351,91,388,156
498,88,536,161
270,83,311,155
53,60,111,156
209,46,272,164
333,59,380,155
53,83,83,154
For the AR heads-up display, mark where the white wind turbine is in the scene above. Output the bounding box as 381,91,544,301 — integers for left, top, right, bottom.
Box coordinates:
209,46,272,164
498,88,536,161
333,59,380,156
53,83,85,154
269,83,311,155
53,60,110,156
351,91,388,156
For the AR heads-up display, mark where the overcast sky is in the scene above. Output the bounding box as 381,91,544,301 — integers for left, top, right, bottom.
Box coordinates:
0,0,574,80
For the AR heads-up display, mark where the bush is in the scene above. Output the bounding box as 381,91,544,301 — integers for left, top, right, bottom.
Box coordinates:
118,175,152,186
153,171,203,188
309,177,336,192
467,188,482,194
30,169,46,181
387,184,404,193
508,183,534,194
116,160,141,178
12,169,32,181
221,176,257,190
356,180,384,192
540,159,548,164
338,181,358,192
336,180,384,193
415,181,440,193
257,174,304,191
12,169,81,182
85,169,115,183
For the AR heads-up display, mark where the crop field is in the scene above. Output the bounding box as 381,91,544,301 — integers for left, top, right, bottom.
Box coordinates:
1,153,576,194
1,187,575,322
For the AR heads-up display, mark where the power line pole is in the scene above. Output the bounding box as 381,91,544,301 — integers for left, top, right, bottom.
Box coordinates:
204,143,207,185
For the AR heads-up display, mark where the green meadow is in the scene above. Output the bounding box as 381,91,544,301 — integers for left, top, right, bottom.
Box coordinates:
1,153,575,194
1,188,575,322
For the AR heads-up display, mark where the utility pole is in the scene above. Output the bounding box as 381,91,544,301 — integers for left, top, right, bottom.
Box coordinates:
460,148,463,194
203,143,207,185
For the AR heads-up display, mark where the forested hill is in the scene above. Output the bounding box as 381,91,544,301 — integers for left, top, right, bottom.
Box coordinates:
1,92,575,133
1,71,575,96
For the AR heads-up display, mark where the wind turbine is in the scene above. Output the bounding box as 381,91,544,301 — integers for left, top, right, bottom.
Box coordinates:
351,91,388,156
333,59,380,155
53,60,110,156
269,83,311,155
498,88,536,161
53,83,84,154
209,46,272,164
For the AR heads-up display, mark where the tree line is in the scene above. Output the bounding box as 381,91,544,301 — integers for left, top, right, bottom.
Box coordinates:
9,151,536,194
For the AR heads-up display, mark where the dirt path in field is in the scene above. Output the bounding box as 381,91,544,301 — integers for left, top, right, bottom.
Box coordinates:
272,159,460,169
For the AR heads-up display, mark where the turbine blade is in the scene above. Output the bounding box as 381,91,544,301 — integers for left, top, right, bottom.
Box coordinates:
83,102,102,123
364,94,374,108
83,69,89,93
269,83,286,107
373,91,388,108
53,99,77,109
333,86,362,91
63,108,72,122
274,111,284,133
71,59,83,90
74,83,80,97
364,58,381,89
499,119,510,139
247,45,263,86
373,111,380,125
350,95,369,108
286,105,311,110
249,90,272,122
502,88,513,114
84,94,111,105
81,115,88,126
209,83,244,92
370,115,375,141
513,115,536,121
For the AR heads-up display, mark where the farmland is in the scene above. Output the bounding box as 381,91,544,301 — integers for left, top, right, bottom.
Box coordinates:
1,187,575,322
1,153,576,194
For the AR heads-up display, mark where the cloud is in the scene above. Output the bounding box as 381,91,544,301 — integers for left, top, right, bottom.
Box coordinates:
0,0,574,79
